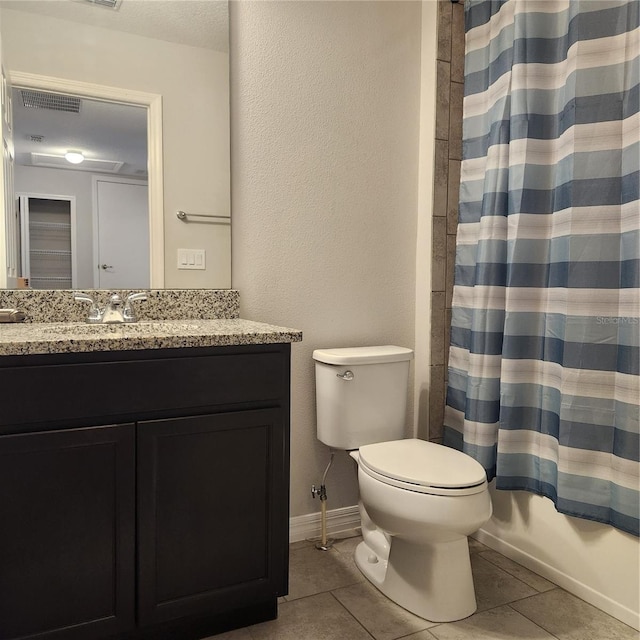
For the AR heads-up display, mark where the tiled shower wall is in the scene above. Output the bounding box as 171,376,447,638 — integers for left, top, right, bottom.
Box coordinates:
430,0,465,442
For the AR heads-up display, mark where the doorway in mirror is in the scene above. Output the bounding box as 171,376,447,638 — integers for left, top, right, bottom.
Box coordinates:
19,194,75,289
94,177,149,289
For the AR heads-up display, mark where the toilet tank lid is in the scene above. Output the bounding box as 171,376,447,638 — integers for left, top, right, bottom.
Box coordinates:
313,345,414,365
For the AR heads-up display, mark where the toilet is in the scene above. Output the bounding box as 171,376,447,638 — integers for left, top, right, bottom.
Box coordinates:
313,345,492,622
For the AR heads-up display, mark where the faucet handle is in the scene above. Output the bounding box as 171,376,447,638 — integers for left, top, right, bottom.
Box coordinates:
74,292,103,323
126,292,147,304
123,291,147,322
74,291,96,305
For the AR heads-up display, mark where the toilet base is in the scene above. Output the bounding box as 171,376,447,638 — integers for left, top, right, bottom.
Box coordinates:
354,536,477,622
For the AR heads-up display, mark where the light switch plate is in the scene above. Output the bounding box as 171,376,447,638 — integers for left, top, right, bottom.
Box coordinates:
177,248,206,270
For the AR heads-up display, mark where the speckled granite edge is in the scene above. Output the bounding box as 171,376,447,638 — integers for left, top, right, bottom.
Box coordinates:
0,319,303,356
0,289,239,323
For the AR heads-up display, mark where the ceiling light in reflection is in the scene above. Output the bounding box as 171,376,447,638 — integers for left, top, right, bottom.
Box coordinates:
64,151,85,164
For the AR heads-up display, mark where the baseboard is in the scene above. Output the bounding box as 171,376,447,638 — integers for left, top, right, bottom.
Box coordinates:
474,528,640,631
289,504,360,543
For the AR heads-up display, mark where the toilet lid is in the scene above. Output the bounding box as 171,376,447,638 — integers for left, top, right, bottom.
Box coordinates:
358,439,487,493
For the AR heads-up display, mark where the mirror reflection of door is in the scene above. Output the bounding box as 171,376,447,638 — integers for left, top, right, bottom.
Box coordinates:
94,177,149,289
18,194,76,289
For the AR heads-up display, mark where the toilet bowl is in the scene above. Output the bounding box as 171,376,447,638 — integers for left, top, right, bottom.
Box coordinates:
313,346,492,622
352,439,492,621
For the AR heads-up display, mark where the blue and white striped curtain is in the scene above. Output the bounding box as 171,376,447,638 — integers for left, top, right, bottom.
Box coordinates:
443,0,639,537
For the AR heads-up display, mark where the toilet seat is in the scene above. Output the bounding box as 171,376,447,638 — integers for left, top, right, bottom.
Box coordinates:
358,439,488,497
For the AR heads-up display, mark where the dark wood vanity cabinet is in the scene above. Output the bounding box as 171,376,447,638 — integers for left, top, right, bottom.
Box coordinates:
0,423,136,640
137,408,287,628
0,344,291,640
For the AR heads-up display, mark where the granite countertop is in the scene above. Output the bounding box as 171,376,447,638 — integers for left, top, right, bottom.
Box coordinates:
0,319,303,356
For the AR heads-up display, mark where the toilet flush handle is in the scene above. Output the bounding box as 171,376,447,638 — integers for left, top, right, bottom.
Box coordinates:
336,370,354,381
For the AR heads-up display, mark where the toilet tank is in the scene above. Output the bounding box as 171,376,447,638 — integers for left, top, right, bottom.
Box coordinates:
313,345,414,450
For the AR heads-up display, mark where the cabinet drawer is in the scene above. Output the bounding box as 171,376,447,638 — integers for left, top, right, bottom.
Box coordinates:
0,349,287,429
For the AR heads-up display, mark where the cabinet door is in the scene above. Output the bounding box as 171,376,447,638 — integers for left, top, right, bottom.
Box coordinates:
137,409,287,626
0,424,135,640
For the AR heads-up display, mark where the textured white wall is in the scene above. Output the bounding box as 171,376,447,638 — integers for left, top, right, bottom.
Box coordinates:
230,0,422,517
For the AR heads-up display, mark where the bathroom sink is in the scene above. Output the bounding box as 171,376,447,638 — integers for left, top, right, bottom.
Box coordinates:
121,320,223,335
37,319,220,338
123,320,202,332
40,323,123,336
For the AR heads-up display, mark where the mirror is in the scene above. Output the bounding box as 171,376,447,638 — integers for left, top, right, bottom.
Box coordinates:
0,0,230,290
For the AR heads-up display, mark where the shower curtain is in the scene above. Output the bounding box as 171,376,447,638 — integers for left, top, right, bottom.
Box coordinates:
443,0,639,537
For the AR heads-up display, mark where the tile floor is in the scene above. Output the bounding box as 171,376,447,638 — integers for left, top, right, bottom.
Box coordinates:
208,533,638,640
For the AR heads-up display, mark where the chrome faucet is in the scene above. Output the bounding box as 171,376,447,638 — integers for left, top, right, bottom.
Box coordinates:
101,294,125,324
74,292,148,324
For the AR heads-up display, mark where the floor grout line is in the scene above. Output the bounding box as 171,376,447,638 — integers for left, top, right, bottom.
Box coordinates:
473,553,553,600
505,602,563,640
476,549,559,593
328,590,378,640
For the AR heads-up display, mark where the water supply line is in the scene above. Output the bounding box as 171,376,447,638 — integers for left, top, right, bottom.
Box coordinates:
311,450,335,550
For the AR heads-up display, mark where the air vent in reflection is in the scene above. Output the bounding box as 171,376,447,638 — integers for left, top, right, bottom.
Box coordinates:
21,90,81,114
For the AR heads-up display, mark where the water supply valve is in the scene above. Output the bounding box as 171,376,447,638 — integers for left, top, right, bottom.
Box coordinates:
311,484,327,501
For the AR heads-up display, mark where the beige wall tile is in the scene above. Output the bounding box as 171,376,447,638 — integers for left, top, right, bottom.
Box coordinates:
446,234,457,307
434,140,449,216
444,307,452,373
449,81,464,159
451,2,466,83
432,217,447,292
437,0,452,62
429,365,445,441
447,159,461,233
436,61,451,140
431,291,446,366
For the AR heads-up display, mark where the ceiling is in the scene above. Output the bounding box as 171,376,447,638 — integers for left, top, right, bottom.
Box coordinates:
3,0,228,179
0,0,229,52
12,89,149,178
